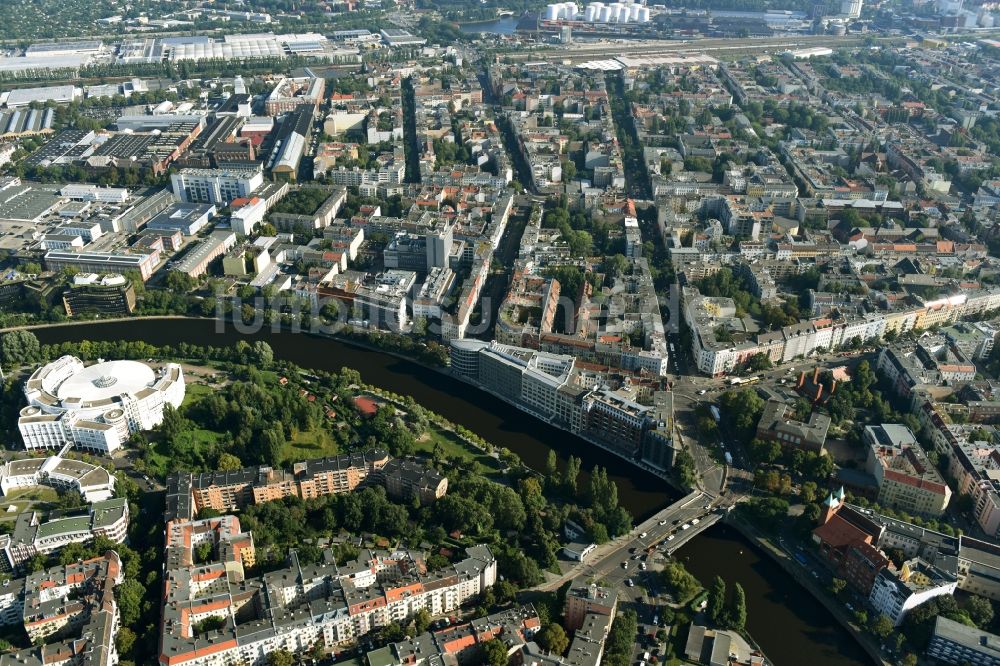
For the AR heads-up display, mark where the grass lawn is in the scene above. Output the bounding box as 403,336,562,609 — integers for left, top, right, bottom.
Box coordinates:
0,486,59,521
414,424,502,475
181,382,214,409
282,427,340,464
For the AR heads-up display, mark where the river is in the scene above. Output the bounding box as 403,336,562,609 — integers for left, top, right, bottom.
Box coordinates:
28,318,873,666
458,16,522,35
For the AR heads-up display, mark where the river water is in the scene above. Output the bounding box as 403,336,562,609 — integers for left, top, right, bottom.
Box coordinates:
29,318,873,666
458,16,522,35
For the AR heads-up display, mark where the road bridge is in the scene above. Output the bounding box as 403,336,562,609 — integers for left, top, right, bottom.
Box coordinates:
534,489,718,592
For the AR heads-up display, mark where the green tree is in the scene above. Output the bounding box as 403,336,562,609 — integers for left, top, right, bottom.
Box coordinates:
164,271,196,292
965,594,995,628
482,639,508,666
829,578,846,597
546,450,559,488
708,576,726,625
116,627,136,656
536,623,569,655
564,455,581,497
266,650,295,666
252,341,274,368
413,608,432,634
728,583,747,631
747,352,773,372
748,438,781,465
661,561,700,602
116,578,145,627
719,389,765,438
0,330,40,367
217,453,243,471
871,614,894,639
561,159,576,181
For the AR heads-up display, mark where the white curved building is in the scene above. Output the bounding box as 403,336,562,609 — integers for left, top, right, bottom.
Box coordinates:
18,356,185,453
0,454,115,502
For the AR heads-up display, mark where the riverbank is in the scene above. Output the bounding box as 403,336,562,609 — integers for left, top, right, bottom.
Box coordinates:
10,314,690,493
722,515,888,666
447,367,688,491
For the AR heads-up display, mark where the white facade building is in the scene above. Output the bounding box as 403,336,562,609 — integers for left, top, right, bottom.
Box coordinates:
170,168,264,206
869,560,958,626
230,196,268,236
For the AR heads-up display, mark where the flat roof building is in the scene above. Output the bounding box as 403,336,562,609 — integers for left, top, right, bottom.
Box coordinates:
928,615,1000,665
43,250,158,282
171,167,263,206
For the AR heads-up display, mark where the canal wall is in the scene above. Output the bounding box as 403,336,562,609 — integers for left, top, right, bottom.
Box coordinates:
723,515,891,666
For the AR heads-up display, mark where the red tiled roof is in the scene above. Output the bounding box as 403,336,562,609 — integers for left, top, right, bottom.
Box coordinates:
813,513,874,550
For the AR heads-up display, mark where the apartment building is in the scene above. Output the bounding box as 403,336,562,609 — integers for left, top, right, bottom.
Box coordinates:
564,579,617,631
182,451,445,517
6,552,122,666
682,282,1000,378
869,557,958,626
864,424,951,516
159,509,496,666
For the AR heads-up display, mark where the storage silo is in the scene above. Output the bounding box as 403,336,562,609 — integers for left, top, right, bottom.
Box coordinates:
637,6,651,21
617,4,629,21
629,4,641,20
545,4,561,20
584,4,598,21
598,5,613,21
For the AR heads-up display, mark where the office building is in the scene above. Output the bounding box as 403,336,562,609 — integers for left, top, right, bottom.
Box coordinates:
756,398,832,453
0,498,128,570
927,615,1000,665
18,356,184,453
62,273,136,317
44,250,158,282
171,167,264,205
